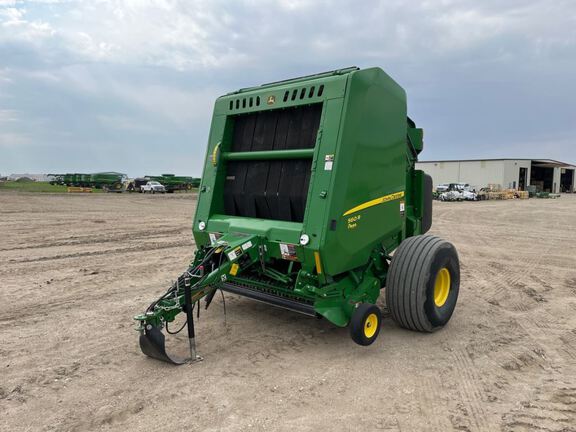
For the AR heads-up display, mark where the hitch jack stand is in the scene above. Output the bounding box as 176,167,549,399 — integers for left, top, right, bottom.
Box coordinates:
184,281,203,363
138,280,203,365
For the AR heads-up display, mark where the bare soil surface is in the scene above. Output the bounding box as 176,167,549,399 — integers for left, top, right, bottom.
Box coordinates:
1,192,575,432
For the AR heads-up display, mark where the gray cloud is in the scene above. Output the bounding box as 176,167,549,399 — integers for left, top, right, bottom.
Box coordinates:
0,0,575,176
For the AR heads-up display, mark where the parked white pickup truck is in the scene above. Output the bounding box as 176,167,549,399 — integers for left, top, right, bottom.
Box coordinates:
140,181,166,194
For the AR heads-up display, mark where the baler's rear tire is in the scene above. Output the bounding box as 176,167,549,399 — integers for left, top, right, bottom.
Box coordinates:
350,303,382,346
385,235,459,332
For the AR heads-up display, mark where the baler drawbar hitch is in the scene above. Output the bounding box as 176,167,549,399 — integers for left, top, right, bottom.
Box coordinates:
135,234,260,364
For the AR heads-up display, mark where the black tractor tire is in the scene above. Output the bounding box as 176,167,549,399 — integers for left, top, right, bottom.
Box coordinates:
350,303,382,346
385,235,460,332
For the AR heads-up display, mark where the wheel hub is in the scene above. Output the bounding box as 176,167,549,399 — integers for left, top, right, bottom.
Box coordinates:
433,267,451,307
364,313,378,338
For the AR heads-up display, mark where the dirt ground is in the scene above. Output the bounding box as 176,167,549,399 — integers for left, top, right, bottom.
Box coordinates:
1,192,575,432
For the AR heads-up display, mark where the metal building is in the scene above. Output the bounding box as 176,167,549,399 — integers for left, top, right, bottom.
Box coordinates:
415,159,575,193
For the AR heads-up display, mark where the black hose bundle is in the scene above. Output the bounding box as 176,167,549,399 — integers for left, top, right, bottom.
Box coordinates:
145,247,217,313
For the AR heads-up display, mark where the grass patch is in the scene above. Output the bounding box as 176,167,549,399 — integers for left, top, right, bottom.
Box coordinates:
0,181,85,193
0,181,197,194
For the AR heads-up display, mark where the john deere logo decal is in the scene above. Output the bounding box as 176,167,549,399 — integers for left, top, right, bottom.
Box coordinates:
267,95,276,105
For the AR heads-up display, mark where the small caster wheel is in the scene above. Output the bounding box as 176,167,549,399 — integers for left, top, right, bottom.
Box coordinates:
350,303,382,346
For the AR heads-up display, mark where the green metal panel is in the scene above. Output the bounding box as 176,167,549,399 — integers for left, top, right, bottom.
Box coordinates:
315,68,407,275
136,66,431,350
408,127,424,153
89,172,126,189
222,148,314,161
194,71,350,239
186,66,425,327
146,173,199,191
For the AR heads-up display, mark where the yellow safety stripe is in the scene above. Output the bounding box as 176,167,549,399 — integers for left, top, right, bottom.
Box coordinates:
211,142,220,166
343,191,405,216
314,251,323,275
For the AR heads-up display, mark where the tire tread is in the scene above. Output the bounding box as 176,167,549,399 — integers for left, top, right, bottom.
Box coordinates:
386,235,452,332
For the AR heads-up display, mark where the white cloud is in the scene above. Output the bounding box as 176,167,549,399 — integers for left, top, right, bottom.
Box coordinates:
2,1,574,71
110,84,217,127
0,6,55,42
0,6,26,26
433,9,507,51
95,114,160,133
277,0,316,11
0,67,12,83
0,0,575,172
0,108,19,122
0,131,30,147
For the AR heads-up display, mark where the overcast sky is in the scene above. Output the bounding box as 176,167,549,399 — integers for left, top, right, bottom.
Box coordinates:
1,0,575,177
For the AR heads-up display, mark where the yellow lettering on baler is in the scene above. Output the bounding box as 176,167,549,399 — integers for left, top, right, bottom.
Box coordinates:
343,191,405,216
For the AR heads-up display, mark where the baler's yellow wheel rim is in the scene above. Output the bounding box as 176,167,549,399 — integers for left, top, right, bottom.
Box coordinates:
434,267,451,307
364,313,378,338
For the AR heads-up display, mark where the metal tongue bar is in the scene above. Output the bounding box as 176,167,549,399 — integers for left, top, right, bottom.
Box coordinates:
184,276,203,363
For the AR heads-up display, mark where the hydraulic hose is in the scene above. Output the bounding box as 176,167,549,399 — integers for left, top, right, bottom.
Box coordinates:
146,247,217,313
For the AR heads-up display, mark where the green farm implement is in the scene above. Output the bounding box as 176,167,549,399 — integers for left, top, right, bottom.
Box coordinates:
90,172,126,191
146,174,200,192
135,66,460,364
53,172,126,191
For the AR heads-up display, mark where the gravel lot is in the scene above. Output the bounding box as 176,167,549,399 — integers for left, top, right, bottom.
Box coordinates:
1,192,575,432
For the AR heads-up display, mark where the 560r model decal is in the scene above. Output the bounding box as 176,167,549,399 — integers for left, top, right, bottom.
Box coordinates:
343,191,405,217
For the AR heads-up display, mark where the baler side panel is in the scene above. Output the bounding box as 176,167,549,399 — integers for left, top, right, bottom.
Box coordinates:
321,68,408,275
300,97,347,271
421,172,433,233
193,113,230,247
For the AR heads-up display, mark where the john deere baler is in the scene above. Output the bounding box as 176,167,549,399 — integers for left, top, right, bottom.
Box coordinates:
135,67,460,364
